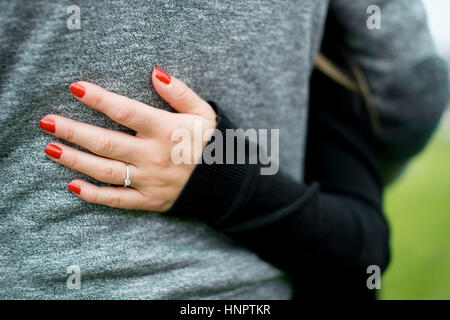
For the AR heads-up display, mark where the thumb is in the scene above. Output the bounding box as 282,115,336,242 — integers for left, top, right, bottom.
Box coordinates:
152,66,216,121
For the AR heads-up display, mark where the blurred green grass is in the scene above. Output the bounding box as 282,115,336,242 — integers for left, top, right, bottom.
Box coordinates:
380,123,450,299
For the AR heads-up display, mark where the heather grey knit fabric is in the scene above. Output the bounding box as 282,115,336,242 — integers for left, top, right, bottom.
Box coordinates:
0,0,447,299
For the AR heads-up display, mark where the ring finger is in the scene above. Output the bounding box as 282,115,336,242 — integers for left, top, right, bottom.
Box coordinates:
45,141,140,187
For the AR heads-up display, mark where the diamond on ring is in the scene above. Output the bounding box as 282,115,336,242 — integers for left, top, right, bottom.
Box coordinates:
124,164,131,187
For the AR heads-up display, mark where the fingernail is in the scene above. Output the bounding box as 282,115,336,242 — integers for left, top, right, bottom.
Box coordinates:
154,66,171,85
45,143,63,159
67,182,81,195
70,82,85,98
39,117,56,133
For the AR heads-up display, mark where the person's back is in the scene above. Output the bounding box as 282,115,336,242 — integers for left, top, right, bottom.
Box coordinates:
0,0,328,298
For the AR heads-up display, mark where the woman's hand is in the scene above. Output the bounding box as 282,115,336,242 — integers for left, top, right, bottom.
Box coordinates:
39,67,217,212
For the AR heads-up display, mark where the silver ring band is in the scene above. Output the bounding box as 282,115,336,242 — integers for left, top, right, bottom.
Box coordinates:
124,163,131,187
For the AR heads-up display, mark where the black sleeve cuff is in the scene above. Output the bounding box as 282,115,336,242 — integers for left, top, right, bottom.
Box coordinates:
166,101,251,225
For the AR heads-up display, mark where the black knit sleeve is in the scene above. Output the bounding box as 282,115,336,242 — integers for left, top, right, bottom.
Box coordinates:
167,72,390,298
166,101,252,225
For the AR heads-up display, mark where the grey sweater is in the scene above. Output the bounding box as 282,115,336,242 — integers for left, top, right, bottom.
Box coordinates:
0,0,447,299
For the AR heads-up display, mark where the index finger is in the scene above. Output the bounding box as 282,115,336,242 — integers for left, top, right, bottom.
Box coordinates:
70,81,172,135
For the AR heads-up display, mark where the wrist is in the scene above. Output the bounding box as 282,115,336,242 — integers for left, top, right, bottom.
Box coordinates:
166,101,250,225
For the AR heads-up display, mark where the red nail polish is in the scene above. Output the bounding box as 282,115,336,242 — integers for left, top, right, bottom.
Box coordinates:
45,143,63,159
154,66,171,84
39,117,56,133
67,182,81,194
70,82,85,98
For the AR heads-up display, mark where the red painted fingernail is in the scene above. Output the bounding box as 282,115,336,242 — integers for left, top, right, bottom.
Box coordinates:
39,117,56,133
154,66,171,85
44,143,63,159
67,182,81,194
70,82,85,98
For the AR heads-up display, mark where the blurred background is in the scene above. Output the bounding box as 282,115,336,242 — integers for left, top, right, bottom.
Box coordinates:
380,0,450,300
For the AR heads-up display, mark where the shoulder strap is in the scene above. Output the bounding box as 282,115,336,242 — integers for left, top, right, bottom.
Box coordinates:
314,50,381,134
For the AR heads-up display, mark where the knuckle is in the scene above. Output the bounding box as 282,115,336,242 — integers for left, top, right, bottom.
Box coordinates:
108,196,122,208
115,102,136,124
93,135,113,154
67,154,79,169
173,88,189,105
86,191,98,204
150,153,171,168
92,93,105,110
99,166,114,181
65,125,75,142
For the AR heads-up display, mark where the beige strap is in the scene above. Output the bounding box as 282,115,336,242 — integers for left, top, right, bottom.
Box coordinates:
314,51,381,134
314,53,359,93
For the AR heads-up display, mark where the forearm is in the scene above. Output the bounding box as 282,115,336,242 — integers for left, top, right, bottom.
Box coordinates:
168,98,390,279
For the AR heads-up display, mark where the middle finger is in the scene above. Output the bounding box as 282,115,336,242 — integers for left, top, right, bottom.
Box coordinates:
39,114,146,164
